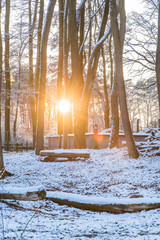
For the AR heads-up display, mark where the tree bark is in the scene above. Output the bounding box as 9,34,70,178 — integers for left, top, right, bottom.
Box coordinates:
35,0,44,136
156,0,160,118
36,0,57,155
110,0,139,158
63,0,70,149
29,0,38,149
109,67,119,148
57,0,64,137
108,34,119,148
47,191,160,214
69,0,84,148
4,0,11,151
13,15,23,140
102,47,109,129
0,0,4,173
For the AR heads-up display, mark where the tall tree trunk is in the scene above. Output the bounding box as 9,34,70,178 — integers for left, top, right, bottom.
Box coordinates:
57,0,64,137
109,63,119,148
35,0,44,136
110,0,139,158
36,0,57,155
156,0,160,118
69,0,83,148
102,47,109,129
63,0,70,149
79,0,110,148
88,0,92,58
109,36,113,86
108,34,119,148
13,59,21,140
13,15,23,140
0,0,4,173
4,0,10,151
29,0,38,149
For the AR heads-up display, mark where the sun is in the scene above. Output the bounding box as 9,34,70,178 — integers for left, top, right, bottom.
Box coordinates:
58,99,70,114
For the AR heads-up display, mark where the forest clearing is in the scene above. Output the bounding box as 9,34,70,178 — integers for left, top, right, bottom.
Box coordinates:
0,0,160,239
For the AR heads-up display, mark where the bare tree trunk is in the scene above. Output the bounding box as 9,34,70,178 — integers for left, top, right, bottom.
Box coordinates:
109,65,119,148
156,0,160,118
57,0,63,137
0,0,4,173
29,0,38,149
0,2,12,177
63,0,70,149
102,47,109,129
35,0,44,135
109,36,113,86
110,0,139,158
36,0,57,155
68,0,82,148
88,0,92,58
4,0,10,151
13,15,23,140
79,1,110,148
108,34,119,148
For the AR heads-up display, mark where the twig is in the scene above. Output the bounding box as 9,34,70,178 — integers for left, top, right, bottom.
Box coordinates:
0,199,57,217
20,212,37,238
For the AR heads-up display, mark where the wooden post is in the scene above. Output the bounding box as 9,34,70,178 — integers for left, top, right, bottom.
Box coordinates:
93,124,99,149
158,119,160,128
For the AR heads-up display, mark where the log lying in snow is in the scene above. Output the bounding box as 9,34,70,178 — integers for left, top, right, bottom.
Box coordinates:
0,186,46,201
40,150,90,162
46,191,160,214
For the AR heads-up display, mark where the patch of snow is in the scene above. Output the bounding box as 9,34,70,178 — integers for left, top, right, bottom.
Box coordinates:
0,148,160,239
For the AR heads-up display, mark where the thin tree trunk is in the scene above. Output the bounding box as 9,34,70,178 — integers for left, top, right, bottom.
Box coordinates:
0,0,4,172
63,0,70,149
109,36,113,87
57,0,64,137
110,0,139,158
13,15,23,140
156,0,160,118
29,0,38,149
36,0,57,155
109,64,119,148
88,0,92,58
13,61,21,140
35,0,44,136
108,34,119,148
102,47,109,129
4,0,10,151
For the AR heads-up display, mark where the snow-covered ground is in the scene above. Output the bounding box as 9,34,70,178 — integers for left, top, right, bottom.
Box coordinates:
0,148,160,239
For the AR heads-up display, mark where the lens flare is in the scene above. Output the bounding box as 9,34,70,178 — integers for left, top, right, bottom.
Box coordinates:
58,99,70,114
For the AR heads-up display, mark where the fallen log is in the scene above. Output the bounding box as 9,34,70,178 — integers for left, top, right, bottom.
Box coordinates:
46,191,160,214
0,186,46,201
40,150,90,162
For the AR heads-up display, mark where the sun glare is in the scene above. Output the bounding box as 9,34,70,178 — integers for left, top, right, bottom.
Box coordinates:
58,99,70,114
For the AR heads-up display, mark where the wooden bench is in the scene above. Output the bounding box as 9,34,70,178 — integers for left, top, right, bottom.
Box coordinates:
40,150,90,162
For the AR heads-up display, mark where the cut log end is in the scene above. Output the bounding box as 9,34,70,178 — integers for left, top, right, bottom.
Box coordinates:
0,186,46,201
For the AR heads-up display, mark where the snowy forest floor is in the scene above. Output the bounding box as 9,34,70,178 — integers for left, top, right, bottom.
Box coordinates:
0,148,160,240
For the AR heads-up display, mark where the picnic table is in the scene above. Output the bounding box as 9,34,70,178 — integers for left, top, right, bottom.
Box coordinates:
40,149,90,162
